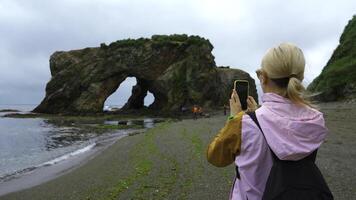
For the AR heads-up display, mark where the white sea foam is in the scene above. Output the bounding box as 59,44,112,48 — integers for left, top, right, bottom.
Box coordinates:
39,143,96,167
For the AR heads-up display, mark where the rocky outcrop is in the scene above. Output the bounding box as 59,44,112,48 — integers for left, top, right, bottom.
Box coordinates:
34,34,257,114
308,15,356,101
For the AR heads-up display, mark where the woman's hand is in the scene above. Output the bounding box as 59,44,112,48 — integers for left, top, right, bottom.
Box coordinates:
229,89,242,116
247,96,258,112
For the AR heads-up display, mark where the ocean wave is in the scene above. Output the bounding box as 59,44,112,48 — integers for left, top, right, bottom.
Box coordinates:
39,143,96,167
0,143,96,182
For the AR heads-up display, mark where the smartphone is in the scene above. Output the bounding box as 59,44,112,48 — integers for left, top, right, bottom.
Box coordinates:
233,80,249,110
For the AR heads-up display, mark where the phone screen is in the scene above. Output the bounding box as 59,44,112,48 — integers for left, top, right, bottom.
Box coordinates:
234,81,249,110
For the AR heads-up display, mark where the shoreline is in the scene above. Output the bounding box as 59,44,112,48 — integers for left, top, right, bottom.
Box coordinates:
0,102,355,199
0,129,136,197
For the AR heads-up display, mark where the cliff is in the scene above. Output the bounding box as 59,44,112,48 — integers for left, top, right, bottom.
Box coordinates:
308,15,356,101
33,34,257,114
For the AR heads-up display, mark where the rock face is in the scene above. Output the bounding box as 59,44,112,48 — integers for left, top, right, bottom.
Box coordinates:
308,15,356,101
34,35,257,114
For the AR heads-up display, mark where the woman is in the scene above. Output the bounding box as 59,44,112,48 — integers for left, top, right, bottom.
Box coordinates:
207,43,331,200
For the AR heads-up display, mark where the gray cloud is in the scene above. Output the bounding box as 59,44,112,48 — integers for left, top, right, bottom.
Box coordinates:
0,0,355,106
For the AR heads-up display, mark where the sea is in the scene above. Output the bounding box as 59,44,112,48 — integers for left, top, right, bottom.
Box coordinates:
0,104,156,182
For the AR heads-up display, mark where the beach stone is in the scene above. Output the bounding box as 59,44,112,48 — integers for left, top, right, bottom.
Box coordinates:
33,34,257,114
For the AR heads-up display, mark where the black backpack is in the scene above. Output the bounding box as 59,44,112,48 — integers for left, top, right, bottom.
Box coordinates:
241,112,334,200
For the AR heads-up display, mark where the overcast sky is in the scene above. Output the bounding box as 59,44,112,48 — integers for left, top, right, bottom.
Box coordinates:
0,0,355,107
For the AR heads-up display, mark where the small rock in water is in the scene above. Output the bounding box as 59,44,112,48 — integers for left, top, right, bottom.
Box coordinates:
118,120,128,125
0,109,20,112
128,131,143,136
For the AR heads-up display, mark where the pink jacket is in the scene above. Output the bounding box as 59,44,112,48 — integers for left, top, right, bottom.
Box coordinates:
230,93,328,200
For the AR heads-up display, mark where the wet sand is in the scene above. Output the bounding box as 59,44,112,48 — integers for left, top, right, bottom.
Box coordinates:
0,103,355,200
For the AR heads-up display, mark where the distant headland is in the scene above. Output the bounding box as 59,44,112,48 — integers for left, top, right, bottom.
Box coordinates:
308,15,356,102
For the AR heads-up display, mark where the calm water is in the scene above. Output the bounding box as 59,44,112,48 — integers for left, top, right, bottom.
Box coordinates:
0,105,156,181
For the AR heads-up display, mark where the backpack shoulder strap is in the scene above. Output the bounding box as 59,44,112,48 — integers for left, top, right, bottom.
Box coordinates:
246,111,265,139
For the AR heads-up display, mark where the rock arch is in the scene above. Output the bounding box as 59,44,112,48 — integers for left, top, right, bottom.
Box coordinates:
33,35,257,114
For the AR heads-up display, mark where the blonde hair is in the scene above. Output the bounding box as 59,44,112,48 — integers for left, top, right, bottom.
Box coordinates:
261,43,314,107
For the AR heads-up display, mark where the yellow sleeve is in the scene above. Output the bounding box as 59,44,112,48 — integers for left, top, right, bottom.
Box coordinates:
206,111,244,167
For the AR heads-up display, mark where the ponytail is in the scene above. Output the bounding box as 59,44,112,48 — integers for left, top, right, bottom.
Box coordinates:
287,77,314,108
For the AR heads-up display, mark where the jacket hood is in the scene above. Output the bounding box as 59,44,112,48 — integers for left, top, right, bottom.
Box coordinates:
255,93,328,160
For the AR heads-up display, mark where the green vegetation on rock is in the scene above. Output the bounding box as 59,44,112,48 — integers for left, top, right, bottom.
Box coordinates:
151,34,212,48
308,15,356,101
107,34,211,49
108,38,149,48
